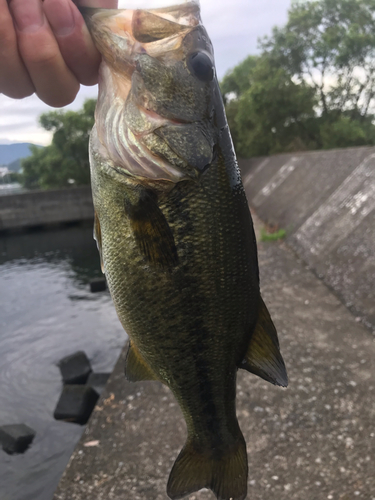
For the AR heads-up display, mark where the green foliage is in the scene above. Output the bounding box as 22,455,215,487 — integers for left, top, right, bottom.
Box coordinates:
261,0,375,116
260,227,287,242
319,111,375,148
229,56,317,157
223,0,375,158
220,56,258,103
7,172,21,183
22,99,95,189
0,171,21,184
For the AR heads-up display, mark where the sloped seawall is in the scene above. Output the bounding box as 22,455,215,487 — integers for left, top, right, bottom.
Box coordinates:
239,146,375,331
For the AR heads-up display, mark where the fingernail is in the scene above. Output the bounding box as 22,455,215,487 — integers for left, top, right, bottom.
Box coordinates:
45,0,76,37
11,0,44,33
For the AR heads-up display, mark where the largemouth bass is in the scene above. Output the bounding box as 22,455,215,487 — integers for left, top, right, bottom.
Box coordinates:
81,2,287,499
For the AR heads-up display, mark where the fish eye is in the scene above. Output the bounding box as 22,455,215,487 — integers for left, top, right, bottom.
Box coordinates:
187,52,214,82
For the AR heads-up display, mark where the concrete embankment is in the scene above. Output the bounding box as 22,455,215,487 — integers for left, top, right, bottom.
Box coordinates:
0,186,93,231
53,210,375,500
239,146,375,332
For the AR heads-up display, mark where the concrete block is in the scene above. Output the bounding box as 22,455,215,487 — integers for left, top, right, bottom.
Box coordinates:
89,278,106,293
54,385,99,425
58,351,92,385
86,372,110,395
0,424,36,454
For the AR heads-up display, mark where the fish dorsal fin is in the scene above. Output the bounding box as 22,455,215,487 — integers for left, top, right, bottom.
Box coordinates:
125,342,159,383
124,188,178,269
240,296,288,387
94,211,105,274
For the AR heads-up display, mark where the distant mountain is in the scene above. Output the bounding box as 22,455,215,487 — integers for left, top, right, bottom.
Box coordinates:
0,143,43,167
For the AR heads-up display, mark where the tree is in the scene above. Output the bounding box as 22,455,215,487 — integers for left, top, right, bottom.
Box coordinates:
222,0,375,158
22,99,95,189
220,56,258,104
262,0,375,117
221,56,317,157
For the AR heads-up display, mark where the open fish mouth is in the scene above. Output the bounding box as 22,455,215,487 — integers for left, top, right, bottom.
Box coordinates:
82,2,217,185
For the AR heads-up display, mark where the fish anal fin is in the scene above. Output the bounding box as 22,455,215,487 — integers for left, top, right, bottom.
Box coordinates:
94,211,105,274
167,436,248,500
124,189,178,269
125,342,159,383
240,296,288,387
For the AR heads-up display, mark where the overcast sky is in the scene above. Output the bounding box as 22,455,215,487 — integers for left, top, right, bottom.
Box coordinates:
0,0,291,146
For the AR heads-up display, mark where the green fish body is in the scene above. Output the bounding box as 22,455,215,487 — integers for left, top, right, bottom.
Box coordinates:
83,3,287,499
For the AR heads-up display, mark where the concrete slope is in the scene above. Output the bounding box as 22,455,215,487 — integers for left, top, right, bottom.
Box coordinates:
239,147,375,332
53,215,375,500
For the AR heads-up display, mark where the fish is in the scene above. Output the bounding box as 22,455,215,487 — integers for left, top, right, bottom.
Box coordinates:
81,2,288,499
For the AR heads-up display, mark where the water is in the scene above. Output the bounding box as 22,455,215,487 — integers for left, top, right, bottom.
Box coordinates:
0,183,25,195
0,223,127,500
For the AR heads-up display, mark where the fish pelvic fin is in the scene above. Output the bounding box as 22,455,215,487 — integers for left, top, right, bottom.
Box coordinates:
240,296,288,387
124,188,178,269
125,341,159,383
167,436,248,500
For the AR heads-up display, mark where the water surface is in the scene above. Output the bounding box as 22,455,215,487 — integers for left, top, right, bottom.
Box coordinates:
0,223,126,500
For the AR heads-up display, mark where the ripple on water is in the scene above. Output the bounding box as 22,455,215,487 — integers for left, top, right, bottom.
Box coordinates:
0,224,126,500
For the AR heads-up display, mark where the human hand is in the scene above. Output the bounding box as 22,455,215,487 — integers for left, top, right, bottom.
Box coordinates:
0,0,118,107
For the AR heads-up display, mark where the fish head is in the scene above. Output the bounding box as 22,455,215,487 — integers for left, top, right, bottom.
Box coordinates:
82,2,221,187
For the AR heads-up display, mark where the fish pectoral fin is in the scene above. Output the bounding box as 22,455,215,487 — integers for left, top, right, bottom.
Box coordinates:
124,188,178,269
167,436,248,500
125,342,159,383
94,211,105,274
240,296,288,387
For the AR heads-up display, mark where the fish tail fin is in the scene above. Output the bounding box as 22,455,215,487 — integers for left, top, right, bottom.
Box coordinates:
167,435,248,500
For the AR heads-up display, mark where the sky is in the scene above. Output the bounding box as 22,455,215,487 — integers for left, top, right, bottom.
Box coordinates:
0,0,291,146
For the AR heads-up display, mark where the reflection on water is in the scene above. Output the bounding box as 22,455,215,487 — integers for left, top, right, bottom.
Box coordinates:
0,222,126,500
0,183,25,195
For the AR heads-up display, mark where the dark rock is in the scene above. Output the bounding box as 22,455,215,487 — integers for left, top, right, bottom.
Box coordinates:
58,351,92,385
54,385,99,425
89,278,106,293
86,372,110,395
0,424,36,454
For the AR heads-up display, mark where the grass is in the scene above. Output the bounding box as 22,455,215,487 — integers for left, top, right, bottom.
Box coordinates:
260,227,286,242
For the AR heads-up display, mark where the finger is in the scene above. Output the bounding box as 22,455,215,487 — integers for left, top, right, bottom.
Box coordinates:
0,0,35,99
43,0,101,86
75,0,118,7
10,0,80,107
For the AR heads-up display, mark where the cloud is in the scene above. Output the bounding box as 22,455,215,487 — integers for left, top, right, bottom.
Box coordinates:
0,88,98,146
0,0,290,145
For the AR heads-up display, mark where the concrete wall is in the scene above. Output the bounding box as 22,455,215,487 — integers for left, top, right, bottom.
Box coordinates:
0,186,94,231
239,146,375,332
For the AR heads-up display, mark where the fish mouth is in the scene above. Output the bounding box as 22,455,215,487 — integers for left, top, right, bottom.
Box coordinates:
80,3,200,60
82,3,215,185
